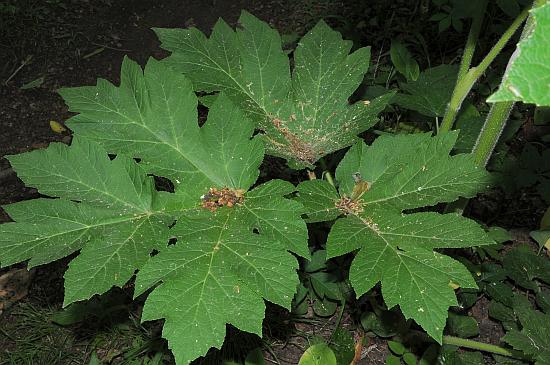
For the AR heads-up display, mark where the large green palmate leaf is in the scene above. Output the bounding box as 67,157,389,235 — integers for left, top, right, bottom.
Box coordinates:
1,58,307,364
153,11,394,168
489,2,550,106
296,131,494,342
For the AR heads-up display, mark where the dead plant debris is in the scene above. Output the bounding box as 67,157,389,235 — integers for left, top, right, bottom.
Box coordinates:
335,196,364,215
201,187,245,211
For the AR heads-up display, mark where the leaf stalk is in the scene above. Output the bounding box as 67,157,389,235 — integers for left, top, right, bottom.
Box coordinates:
442,335,529,360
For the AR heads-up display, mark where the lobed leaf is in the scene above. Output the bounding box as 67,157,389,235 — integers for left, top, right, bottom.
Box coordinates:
3,59,307,364
503,306,550,365
296,179,340,223
2,138,171,304
503,245,550,290
59,57,263,205
296,131,494,342
154,11,393,168
238,180,309,258
135,211,298,364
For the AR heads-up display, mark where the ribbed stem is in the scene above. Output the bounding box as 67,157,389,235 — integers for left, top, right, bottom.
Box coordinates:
439,6,529,133
440,0,487,132
470,0,544,167
457,2,487,82
473,102,514,166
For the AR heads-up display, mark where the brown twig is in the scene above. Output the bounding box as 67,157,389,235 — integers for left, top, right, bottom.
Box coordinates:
91,42,132,52
350,332,365,365
4,55,33,85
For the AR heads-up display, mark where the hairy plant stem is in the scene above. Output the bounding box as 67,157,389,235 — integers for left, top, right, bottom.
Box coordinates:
318,157,336,187
473,101,514,166
457,1,488,82
444,1,542,214
471,0,546,165
439,6,529,133
440,1,487,133
444,102,514,213
442,336,529,360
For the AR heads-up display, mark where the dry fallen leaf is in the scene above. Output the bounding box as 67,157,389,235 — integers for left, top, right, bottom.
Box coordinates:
0,268,34,315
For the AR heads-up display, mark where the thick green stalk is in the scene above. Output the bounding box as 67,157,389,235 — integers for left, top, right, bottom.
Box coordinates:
443,336,529,360
473,102,514,166
323,171,335,188
457,1,487,82
440,1,487,132
439,6,529,133
471,0,544,166
443,103,513,213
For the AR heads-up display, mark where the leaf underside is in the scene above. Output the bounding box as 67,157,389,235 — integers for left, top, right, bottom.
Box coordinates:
2,59,307,364
297,131,494,342
489,2,550,106
154,10,394,168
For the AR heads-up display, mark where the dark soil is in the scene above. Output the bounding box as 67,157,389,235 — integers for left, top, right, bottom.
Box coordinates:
0,1,545,364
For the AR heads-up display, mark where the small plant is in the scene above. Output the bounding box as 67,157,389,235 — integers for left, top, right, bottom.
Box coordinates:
1,2,549,364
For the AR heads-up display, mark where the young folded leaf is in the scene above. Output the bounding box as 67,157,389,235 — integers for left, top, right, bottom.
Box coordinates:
296,131,494,342
2,59,307,364
153,11,394,168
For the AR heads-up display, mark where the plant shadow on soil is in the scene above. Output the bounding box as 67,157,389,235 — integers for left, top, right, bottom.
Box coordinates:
0,0,547,364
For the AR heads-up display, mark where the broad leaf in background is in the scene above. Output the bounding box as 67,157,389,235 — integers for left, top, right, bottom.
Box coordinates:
3,58,307,364
489,2,550,106
154,11,393,168
503,245,550,290
439,347,484,365
296,131,494,342
531,229,550,253
331,327,355,365
446,312,479,338
430,0,483,33
454,104,485,154
390,40,420,81
393,65,458,117
503,306,550,365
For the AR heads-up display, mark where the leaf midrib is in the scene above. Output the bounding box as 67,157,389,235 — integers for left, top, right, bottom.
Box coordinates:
75,92,226,187
8,212,153,247
356,216,440,333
